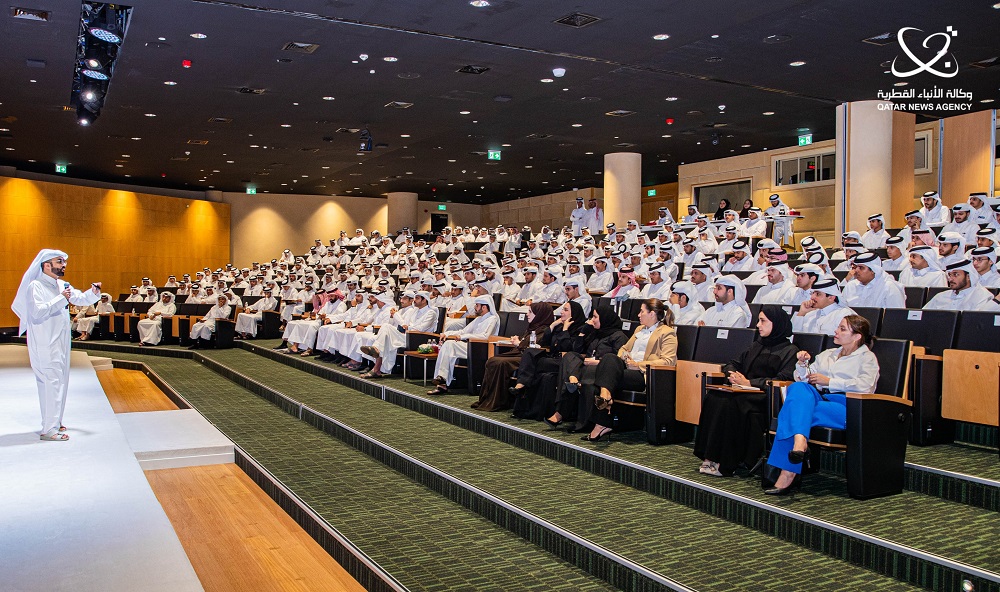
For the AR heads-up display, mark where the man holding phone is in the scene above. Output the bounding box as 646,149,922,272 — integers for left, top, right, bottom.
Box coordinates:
12,249,102,441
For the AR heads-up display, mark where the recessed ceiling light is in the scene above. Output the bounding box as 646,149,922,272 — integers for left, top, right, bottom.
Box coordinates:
789,61,806,67
131,137,141,140
280,124,291,127
448,159,457,162
144,113,156,117
158,37,166,41
470,0,489,6
190,33,207,39
894,81,908,87
540,78,554,83
994,2,1000,8
250,144,259,148
652,34,670,41
661,134,672,138
116,164,124,168
711,34,719,39
383,56,398,62
226,160,234,163
322,96,335,101
982,98,995,103
164,81,177,85
571,123,583,127
501,143,511,147
0,128,8,132
400,134,410,137
741,144,751,148
762,111,775,116
5,147,14,151
459,111,471,115
29,79,36,83
585,151,594,155
28,159,35,163
665,97,678,101
122,154,130,158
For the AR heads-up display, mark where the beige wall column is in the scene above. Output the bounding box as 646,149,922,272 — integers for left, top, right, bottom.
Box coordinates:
603,152,642,228
835,101,915,243
386,191,418,233
941,109,995,206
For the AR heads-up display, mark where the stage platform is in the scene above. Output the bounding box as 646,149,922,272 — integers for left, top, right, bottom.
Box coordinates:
0,345,204,592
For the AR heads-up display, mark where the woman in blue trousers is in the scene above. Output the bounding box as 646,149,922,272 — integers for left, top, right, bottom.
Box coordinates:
765,315,879,495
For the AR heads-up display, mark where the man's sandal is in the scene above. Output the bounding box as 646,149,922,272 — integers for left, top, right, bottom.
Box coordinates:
40,431,69,441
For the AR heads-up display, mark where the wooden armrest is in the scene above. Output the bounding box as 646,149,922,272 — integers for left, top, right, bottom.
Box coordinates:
705,372,726,378
707,384,765,394
647,364,677,371
768,380,793,387
913,354,943,362
408,331,440,337
467,337,491,343
845,392,913,407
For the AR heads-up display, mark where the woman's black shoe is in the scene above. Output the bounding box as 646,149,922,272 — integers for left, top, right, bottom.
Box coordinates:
764,474,801,496
581,427,612,442
544,417,561,428
508,385,524,397
787,447,811,465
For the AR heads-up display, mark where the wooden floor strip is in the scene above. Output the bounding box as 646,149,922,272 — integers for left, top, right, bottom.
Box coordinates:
146,464,366,592
97,368,179,413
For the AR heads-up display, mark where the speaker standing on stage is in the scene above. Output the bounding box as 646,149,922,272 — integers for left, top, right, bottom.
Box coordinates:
11,249,102,441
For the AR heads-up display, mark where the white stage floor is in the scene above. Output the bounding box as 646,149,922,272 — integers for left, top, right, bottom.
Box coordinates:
0,345,204,592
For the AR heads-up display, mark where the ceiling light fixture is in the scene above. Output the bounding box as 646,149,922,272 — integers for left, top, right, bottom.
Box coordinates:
789,61,806,67
540,78,554,83
459,110,471,115
552,68,566,77
190,33,207,39
501,143,511,147
400,134,410,137
383,56,397,62
470,0,490,6
144,113,156,117
894,81,908,87
652,34,670,40
665,96,678,101
280,123,291,127
762,111,775,115
571,123,582,127
164,80,177,85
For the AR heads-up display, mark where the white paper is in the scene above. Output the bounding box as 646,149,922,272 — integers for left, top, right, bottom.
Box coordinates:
717,329,729,339
908,310,922,321
518,313,525,320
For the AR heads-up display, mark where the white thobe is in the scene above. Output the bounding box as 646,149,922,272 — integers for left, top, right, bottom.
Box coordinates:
698,300,750,328
672,302,706,325
342,304,395,361
860,229,888,250
639,280,671,301
752,281,798,305
791,303,855,335
283,300,342,348
234,296,278,336
898,267,947,287
742,218,767,237
842,276,906,309
585,271,614,294
432,313,500,385
570,206,588,236
25,276,99,434
136,301,177,345
923,286,996,311
190,304,232,340
920,204,951,227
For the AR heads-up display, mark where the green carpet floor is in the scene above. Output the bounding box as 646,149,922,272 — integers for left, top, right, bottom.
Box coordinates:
108,348,929,591
108,352,616,592
229,344,999,573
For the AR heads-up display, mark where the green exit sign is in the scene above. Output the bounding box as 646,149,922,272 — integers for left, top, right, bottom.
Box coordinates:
246,187,257,194
438,204,447,211
647,189,656,197
487,150,501,161
55,164,67,174
798,134,813,146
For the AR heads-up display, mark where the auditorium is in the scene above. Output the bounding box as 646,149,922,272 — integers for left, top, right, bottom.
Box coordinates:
1,1,998,591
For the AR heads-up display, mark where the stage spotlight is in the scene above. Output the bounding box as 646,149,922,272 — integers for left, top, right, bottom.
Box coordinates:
86,4,124,44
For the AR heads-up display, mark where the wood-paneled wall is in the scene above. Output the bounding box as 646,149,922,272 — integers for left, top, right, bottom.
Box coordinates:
942,109,995,204
0,176,230,327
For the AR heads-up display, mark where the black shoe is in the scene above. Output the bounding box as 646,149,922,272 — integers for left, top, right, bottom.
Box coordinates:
544,417,561,428
581,427,612,442
317,353,332,361
787,447,811,465
764,474,802,496
508,385,524,397
272,342,287,350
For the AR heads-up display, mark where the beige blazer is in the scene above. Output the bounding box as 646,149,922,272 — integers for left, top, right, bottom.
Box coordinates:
618,323,678,369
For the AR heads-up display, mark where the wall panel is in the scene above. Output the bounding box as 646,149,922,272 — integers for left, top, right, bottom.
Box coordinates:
0,176,230,328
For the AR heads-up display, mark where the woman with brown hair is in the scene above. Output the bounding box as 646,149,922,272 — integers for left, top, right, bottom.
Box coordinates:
583,299,678,442
765,314,879,495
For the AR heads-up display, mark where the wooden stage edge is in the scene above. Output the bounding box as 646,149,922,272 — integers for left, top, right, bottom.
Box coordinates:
146,464,366,592
97,368,366,592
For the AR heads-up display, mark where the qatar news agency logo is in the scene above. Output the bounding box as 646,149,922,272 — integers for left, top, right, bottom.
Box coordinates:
877,25,972,112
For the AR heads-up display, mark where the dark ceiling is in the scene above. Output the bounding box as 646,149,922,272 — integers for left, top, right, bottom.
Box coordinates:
1,0,998,204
